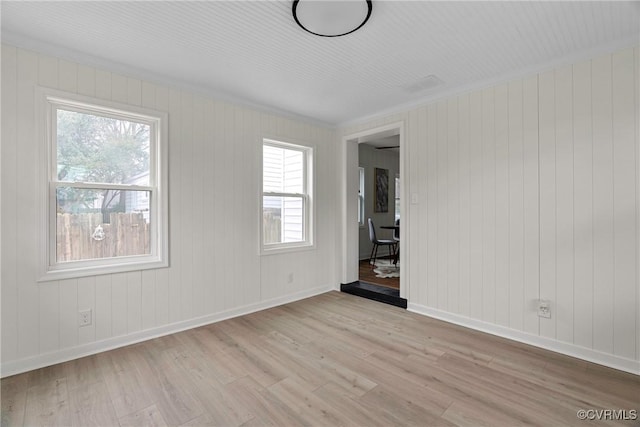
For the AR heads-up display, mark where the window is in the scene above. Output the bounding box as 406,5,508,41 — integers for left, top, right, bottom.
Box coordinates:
40,89,168,280
262,139,313,252
395,173,401,221
358,167,365,226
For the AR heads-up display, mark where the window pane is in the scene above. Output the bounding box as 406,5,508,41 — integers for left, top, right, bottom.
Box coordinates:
57,109,150,185
263,196,304,244
56,187,151,262
263,145,303,193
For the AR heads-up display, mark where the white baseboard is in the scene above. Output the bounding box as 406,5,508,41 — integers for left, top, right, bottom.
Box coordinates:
1,285,334,378
407,303,640,376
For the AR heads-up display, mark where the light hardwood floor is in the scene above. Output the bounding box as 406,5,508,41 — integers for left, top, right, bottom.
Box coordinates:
2,291,639,426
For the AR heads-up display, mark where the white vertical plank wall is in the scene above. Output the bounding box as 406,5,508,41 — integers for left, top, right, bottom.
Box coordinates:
507,79,524,333
457,97,470,318
572,59,594,350
521,76,540,337
2,42,639,375
77,276,96,345
437,101,449,310
412,106,427,305
447,98,459,315
468,92,484,322
592,54,615,355
1,45,19,364
555,65,574,345
494,84,509,328
1,44,337,376
612,49,636,360
426,104,439,308
538,69,557,340
342,46,639,374
16,49,40,361
635,46,640,368
481,87,496,325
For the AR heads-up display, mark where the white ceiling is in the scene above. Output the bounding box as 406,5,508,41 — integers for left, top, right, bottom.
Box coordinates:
363,134,400,153
2,1,639,126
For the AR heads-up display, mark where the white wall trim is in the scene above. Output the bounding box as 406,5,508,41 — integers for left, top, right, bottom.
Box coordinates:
341,121,407,300
36,87,170,282
0,35,334,130
339,35,640,129
1,285,334,378
408,303,640,376
635,45,640,374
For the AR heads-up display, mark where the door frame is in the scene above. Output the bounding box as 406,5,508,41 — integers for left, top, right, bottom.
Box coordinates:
340,121,407,299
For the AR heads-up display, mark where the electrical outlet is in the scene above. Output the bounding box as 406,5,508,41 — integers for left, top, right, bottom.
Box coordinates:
537,300,551,318
79,309,92,327
287,273,294,284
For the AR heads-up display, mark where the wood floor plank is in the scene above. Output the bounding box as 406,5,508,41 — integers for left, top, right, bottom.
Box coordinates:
0,373,28,426
432,352,586,426
214,321,295,388
176,327,235,357
442,400,528,427
360,384,455,426
118,404,169,427
167,347,254,426
67,380,119,427
254,336,331,393
312,381,390,426
488,356,640,410
129,346,205,426
22,378,70,427
260,330,377,397
102,363,155,419
25,363,66,389
223,376,307,426
401,352,541,416
61,354,104,391
267,376,347,426
2,291,638,427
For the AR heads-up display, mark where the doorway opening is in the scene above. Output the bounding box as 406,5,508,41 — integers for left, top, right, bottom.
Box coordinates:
340,122,407,308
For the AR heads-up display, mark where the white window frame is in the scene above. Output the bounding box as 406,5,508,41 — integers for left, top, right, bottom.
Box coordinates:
261,138,314,254
38,88,169,281
358,167,365,226
395,173,401,221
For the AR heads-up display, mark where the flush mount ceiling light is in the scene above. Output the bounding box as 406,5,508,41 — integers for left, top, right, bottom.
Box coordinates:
292,0,373,37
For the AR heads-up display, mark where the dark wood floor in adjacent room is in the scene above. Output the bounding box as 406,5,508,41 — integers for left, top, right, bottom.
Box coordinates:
359,258,399,289
2,291,638,426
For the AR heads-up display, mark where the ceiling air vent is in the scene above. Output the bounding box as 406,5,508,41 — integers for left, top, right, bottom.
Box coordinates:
402,74,444,93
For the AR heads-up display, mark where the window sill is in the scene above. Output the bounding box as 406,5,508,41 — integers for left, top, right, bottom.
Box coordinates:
260,243,316,256
38,257,168,282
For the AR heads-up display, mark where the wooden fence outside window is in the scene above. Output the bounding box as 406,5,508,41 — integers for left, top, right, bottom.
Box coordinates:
56,213,149,262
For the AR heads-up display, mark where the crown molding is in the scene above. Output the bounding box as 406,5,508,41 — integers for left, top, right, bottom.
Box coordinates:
1,31,336,130
3,29,637,131
339,34,640,129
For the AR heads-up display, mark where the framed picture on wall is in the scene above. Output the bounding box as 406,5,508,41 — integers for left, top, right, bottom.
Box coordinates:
374,167,389,213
